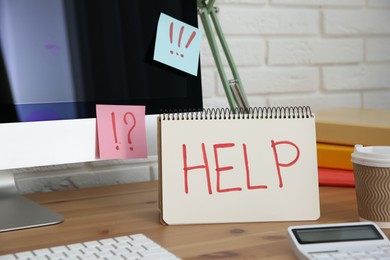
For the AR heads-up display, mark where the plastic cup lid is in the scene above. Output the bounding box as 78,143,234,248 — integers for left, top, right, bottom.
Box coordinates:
351,144,390,168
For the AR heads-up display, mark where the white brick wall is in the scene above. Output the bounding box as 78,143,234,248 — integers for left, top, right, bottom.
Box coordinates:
367,38,390,62
219,7,319,35
268,39,364,65
324,10,390,35
15,0,390,193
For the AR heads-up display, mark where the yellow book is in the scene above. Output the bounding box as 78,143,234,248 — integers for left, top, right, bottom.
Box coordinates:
317,143,354,170
315,108,390,146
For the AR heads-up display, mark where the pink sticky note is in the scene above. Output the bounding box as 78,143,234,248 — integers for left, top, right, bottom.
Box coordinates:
96,105,147,159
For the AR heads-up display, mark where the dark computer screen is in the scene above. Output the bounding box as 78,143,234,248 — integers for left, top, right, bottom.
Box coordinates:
0,0,203,123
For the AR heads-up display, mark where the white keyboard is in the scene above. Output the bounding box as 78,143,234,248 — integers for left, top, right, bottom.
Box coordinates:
0,234,180,260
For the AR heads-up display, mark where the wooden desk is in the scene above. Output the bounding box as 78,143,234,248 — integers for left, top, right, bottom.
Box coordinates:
1,181,389,259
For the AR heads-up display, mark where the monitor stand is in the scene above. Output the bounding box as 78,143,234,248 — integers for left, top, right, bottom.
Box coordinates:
0,169,64,232
0,118,98,232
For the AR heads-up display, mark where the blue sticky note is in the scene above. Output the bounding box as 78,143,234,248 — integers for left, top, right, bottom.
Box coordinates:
154,13,202,76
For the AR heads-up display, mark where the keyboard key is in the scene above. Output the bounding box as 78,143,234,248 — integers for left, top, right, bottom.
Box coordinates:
99,238,117,245
0,255,17,260
50,245,68,254
15,251,35,258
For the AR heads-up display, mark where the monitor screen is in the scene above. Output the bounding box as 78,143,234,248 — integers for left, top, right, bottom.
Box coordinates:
0,0,203,123
0,0,203,232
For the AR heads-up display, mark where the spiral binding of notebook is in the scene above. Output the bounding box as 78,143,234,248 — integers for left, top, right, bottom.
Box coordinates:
160,106,313,120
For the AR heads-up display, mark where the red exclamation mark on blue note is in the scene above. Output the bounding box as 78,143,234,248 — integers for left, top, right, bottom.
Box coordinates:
169,22,197,58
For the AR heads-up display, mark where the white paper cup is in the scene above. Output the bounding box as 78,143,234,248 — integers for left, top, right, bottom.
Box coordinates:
352,144,390,229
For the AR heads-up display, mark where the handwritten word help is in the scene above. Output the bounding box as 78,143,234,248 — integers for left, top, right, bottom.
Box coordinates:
182,140,300,195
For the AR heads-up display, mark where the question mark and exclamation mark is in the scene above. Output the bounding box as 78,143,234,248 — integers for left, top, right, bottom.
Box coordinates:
169,22,197,58
111,112,136,151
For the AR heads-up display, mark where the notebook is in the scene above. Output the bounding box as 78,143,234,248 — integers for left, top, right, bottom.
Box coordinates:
158,107,320,225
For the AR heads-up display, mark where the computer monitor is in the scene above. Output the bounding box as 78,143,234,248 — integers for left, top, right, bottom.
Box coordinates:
0,0,202,232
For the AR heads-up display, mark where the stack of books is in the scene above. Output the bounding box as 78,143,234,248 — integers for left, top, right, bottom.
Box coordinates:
315,108,390,187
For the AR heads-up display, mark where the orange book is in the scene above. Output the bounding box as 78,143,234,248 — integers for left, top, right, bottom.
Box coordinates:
315,108,390,146
317,143,354,170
